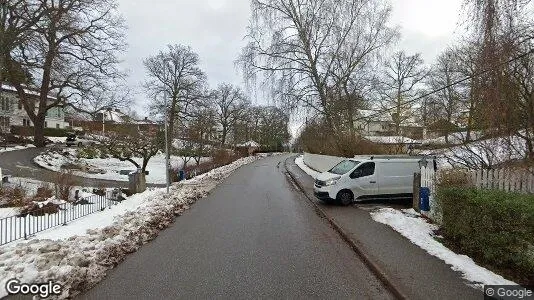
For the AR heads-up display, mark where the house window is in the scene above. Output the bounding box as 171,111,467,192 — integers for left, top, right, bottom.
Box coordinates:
0,116,10,132
23,119,30,127
56,124,60,129
0,97,11,111
44,121,48,128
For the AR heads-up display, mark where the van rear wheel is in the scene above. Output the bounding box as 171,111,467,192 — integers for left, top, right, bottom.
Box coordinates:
337,190,353,206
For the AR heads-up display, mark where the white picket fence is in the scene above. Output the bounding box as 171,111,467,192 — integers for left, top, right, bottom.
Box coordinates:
422,166,534,195
469,168,534,193
420,166,534,223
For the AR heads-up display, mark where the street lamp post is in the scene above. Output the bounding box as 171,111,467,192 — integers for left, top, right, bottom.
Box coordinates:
163,58,171,194
164,91,170,194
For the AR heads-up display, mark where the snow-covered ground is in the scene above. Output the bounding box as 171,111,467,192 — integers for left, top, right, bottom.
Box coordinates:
34,149,211,184
0,155,260,299
295,155,320,179
0,177,57,218
420,135,526,169
364,135,420,144
46,136,68,144
371,208,517,289
1,177,54,198
420,131,484,146
0,208,18,219
0,144,35,153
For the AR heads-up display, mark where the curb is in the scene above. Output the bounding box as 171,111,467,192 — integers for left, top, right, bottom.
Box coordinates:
284,156,408,300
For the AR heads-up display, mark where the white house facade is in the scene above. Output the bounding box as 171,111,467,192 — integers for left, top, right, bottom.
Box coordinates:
0,84,69,133
355,109,424,139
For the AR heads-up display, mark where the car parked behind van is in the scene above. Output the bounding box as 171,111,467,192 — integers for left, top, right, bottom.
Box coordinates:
313,156,429,205
65,133,96,147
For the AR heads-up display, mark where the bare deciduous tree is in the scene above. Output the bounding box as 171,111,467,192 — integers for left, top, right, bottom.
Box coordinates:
143,44,207,146
99,130,164,173
240,0,397,134
3,0,126,146
378,51,427,136
211,84,249,146
66,81,133,119
426,49,464,143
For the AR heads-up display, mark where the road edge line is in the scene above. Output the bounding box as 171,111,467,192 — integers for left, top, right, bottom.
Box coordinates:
284,156,408,300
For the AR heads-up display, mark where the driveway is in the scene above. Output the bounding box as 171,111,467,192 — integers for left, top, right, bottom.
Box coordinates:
79,154,394,299
0,147,145,189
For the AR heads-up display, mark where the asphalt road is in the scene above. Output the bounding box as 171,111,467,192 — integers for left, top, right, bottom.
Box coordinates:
79,154,394,299
0,147,130,188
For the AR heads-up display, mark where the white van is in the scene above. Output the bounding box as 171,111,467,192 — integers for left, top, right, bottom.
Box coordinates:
313,156,427,205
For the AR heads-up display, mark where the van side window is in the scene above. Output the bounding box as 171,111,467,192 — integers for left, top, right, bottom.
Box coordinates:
350,162,375,178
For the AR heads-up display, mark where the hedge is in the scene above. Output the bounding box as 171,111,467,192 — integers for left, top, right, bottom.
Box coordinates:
437,187,534,284
11,126,71,137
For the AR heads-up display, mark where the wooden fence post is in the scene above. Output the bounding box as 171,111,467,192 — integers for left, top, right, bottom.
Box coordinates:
413,172,421,213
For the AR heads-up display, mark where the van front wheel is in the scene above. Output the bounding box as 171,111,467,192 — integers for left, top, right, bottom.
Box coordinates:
337,190,353,206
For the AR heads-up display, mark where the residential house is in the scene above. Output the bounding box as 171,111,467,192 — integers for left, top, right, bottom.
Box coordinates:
236,140,260,156
0,84,69,133
69,108,161,134
355,109,424,139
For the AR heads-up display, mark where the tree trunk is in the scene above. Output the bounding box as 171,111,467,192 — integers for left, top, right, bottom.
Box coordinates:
221,125,227,146
33,115,46,147
466,99,475,142
141,157,150,172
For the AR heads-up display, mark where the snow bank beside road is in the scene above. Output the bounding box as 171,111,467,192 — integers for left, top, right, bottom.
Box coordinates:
0,144,35,153
295,155,320,179
0,155,260,299
371,208,517,289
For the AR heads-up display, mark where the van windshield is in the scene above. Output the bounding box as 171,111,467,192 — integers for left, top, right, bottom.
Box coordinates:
329,160,360,175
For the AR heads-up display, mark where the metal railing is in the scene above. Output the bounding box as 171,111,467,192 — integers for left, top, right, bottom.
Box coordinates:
0,194,119,246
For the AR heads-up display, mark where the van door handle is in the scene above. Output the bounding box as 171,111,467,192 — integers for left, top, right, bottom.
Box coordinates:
370,181,376,184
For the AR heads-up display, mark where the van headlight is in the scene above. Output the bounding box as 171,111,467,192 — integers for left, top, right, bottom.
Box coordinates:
324,177,340,186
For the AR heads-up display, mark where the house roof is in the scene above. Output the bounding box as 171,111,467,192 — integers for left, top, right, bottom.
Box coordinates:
97,109,129,123
1,83,57,101
237,140,260,148
357,109,422,127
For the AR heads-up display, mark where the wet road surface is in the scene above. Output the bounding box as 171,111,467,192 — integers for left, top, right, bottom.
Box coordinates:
80,154,393,299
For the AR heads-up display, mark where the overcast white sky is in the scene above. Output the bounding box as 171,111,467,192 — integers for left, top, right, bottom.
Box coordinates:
117,0,464,126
